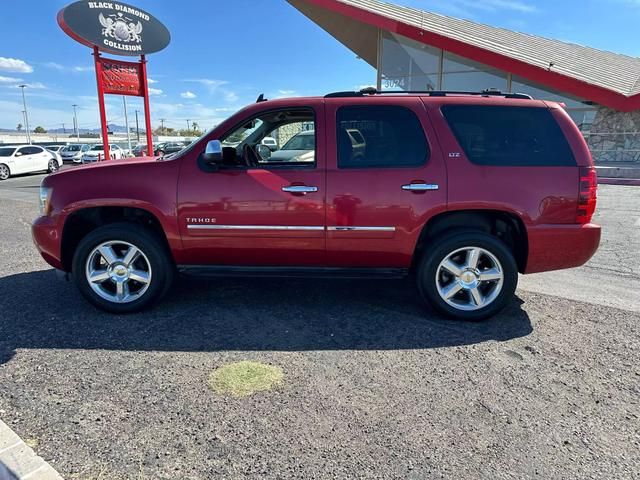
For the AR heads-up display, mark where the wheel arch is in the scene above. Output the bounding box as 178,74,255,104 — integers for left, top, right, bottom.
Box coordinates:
61,205,174,272
413,209,529,273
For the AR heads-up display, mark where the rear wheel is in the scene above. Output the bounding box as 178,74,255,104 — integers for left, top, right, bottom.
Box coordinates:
72,223,174,313
0,164,9,180
417,230,518,321
48,159,59,173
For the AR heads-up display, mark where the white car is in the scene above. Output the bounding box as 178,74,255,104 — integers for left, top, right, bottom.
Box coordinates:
81,144,125,163
0,145,61,180
261,136,278,151
60,144,90,163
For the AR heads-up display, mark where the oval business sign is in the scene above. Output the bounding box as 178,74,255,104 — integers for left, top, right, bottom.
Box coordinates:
57,1,170,56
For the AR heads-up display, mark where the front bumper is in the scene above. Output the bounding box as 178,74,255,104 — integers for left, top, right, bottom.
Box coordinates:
32,215,64,270
525,223,601,274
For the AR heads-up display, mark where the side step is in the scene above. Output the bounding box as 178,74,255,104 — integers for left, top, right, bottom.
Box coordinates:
178,265,409,280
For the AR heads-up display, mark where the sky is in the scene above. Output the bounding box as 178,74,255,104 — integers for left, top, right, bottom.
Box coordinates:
0,0,639,132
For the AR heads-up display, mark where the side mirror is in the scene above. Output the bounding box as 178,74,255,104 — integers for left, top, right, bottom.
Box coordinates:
256,144,272,161
15,152,22,157
202,140,223,164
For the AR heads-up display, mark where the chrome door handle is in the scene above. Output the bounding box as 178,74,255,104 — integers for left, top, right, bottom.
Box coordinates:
282,185,318,194
402,183,439,192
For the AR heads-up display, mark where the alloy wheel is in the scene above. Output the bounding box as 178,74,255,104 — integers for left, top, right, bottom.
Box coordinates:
48,159,59,172
85,240,153,304
435,246,504,312
0,164,9,180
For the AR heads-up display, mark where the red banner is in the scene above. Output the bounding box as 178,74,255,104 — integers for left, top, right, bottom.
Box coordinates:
99,58,143,96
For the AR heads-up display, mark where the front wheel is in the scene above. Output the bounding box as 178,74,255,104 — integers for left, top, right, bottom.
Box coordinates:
72,223,174,313
48,159,59,173
417,230,518,321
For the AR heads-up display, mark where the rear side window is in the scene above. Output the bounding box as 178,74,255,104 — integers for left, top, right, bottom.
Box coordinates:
441,105,576,166
337,105,429,168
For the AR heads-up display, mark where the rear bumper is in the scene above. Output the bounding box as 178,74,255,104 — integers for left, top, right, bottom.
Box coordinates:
525,223,601,274
32,216,64,270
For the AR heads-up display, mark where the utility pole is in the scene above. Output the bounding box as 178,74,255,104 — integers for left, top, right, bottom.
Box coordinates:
187,119,191,132
18,85,31,144
135,110,140,143
62,123,66,134
123,96,132,154
160,118,165,136
72,104,80,142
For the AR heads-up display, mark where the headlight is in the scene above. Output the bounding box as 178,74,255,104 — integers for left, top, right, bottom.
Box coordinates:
39,185,53,216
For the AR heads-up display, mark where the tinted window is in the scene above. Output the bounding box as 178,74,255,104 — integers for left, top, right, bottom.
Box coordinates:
441,105,576,166
282,133,315,151
0,148,16,157
337,105,429,168
19,146,42,155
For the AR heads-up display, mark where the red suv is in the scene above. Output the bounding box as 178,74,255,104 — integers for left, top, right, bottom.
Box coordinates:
32,90,600,320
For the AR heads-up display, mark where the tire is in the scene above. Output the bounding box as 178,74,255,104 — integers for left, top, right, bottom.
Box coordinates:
0,164,9,180
47,159,59,173
417,230,518,321
72,223,174,314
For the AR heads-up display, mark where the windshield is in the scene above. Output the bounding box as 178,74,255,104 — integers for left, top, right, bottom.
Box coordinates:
47,146,61,151
63,145,81,152
0,147,16,157
282,133,315,151
90,145,105,151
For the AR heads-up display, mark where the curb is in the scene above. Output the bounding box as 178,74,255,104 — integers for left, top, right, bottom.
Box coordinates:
0,420,63,480
598,178,640,186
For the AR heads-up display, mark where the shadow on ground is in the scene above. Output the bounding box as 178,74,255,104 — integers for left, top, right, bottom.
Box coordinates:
0,270,532,365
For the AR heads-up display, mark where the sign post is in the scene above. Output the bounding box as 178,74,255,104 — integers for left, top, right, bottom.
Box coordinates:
58,1,170,159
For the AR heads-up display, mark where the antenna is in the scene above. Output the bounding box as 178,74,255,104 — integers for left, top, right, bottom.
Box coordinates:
256,94,267,103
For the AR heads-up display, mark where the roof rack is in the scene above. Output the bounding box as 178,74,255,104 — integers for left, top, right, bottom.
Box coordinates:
325,87,533,100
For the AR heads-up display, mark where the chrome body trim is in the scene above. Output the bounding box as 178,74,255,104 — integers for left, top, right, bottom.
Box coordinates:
327,226,396,232
187,225,325,231
187,225,396,232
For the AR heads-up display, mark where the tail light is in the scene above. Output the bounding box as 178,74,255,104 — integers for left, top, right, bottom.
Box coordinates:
576,166,597,224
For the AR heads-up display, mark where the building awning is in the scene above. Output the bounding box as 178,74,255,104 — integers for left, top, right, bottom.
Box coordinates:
287,0,640,112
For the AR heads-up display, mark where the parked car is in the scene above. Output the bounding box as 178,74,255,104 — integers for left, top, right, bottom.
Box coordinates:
269,131,316,162
132,143,160,157
81,144,125,163
60,144,90,164
155,142,186,157
0,145,61,180
32,89,600,320
45,147,63,166
45,145,65,154
261,136,278,151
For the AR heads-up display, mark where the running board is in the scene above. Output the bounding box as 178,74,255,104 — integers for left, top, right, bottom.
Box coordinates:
178,265,409,279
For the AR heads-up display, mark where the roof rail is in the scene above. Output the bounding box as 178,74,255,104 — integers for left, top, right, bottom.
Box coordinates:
325,87,533,100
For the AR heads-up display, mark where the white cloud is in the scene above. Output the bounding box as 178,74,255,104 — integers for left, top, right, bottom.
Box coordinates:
148,88,163,95
44,62,92,73
0,57,34,73
180,90,197,99
44,62,64,70
24,82,47,90
0,76,22,84
147,78,158,84
185,79,239,103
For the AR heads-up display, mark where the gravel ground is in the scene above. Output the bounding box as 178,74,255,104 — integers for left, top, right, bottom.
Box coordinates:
0,179,639,479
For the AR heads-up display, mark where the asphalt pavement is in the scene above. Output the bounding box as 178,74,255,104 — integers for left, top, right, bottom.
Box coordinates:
0,172,638,479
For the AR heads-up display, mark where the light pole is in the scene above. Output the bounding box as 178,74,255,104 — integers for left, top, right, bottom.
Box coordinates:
135,110,140,143
187,119,191,132
123,96,132,155
18,85,31,144
160,118,165,136
72,104,80,142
